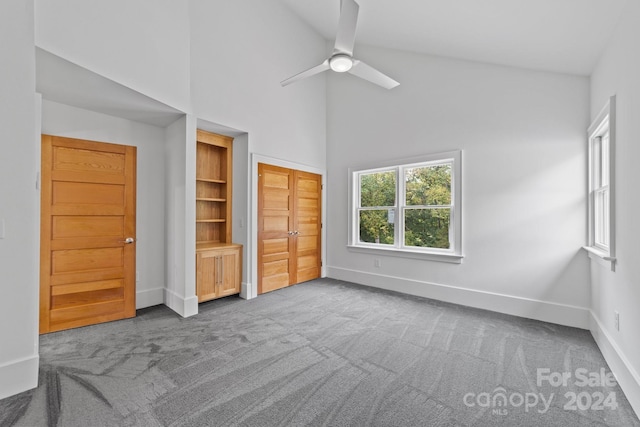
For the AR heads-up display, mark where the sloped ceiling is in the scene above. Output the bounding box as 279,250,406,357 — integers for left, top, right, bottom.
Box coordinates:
279,0,628,75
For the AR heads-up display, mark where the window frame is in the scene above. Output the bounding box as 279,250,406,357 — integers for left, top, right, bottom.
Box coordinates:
584,95,616,268
348,150,463,264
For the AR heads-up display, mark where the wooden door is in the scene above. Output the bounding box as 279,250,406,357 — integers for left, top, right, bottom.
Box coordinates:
258,163,321,294
294,171,322,283
40,135,136,333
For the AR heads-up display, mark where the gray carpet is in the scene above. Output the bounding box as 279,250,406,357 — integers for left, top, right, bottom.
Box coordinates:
1,278,638,426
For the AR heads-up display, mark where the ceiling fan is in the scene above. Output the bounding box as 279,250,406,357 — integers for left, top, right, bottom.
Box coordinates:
281,0,400,90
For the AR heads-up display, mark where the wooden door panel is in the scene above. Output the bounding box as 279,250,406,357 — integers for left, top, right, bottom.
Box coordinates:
52,279,124,296
50,269,124,286
264,171,289,188
297,222,319,235
262,272,290,293
263,259,289,276
262,238,290,255
52,247,124,274
49,301,126,331
296,197,319,210
296,236,318,252
52,182,125,205
52,216,124,239
52,145,125,174
262,192,289,210
41,135,136,334
52,287,124,310
296,253,319,283
262,216,289,233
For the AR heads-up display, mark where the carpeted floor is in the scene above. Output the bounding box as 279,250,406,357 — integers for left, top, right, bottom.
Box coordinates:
1,278,638,426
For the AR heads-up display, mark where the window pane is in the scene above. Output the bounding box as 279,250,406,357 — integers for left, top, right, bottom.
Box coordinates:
359,209,395,244
603,190,610,246
601,133,610,187
594,190,609,247
360,171,396,207
593,137,602,188
404,208,450,249
405,164,451,206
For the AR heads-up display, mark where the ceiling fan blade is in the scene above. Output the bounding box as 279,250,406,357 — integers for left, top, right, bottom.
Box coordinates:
333,0,359,56
281,60,330,87
348,60,400,89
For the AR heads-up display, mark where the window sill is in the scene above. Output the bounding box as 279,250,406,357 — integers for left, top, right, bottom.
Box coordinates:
347,245,464,264
582,246,616,270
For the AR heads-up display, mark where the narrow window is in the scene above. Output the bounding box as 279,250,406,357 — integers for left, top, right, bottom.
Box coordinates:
586,95,615,263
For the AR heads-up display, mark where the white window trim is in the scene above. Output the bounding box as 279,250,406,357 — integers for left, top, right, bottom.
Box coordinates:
583,95,616,270
348,150,463,264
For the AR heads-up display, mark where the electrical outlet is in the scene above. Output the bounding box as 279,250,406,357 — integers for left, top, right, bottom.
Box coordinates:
374,258,381,268
614,311,620,331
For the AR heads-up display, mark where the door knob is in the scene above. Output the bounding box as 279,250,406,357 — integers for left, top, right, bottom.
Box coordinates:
123,237,136,244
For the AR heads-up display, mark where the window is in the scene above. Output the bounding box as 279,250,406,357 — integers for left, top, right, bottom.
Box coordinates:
349,150,462,263
585,96,616,266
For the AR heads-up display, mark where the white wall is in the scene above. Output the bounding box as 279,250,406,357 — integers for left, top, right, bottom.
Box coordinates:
0,0,39,400
327,46,591,328
189,0,327,169
40,100,167,309
35,0,191,112
589,0,640,415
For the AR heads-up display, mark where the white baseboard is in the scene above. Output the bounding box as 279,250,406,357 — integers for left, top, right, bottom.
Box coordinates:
0,354,39,400
240,281,253,300
163,288,198,318
590,312,640,419
327,267,590,329
136,287,164,309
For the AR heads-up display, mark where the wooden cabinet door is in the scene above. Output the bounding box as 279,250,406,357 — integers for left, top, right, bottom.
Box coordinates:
196,251,218,302
40,135,136,333
196,246,241,302
219,248,241,298
258,163,321,294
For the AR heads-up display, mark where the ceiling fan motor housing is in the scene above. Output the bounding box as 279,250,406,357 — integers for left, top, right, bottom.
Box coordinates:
330,54,354,72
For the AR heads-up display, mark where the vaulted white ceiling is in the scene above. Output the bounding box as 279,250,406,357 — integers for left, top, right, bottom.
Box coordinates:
279,0,628,76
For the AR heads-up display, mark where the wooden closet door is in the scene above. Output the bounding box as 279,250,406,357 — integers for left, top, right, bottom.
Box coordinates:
258,164,294,294
258,163,321,294
40,135,136,333
293,171,322,283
